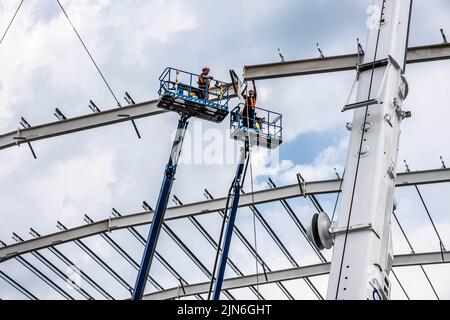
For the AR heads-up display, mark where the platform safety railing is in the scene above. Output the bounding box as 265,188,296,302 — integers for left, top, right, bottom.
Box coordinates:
230,104,283,141
158,67,232,110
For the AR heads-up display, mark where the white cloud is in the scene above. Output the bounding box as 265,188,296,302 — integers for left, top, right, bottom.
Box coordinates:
28,151,117,224
251,136,348,186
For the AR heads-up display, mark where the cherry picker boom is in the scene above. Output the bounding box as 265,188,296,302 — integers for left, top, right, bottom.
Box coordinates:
209,102,283,300
132,68,232,300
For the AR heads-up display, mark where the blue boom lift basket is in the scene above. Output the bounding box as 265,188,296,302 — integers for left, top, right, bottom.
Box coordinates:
157,67,231,123
230,103,283,150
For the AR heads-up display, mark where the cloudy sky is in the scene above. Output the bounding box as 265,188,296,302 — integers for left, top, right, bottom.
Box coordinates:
0,0,450,300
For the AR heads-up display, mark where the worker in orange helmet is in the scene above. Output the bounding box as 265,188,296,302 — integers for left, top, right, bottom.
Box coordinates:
241,80,257,128
197,67,213,100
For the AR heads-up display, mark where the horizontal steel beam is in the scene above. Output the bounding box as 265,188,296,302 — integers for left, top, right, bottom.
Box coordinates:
0,86,238,151
0,100,164,151
143,251,450,300
1,168,449,263
243,43,450,80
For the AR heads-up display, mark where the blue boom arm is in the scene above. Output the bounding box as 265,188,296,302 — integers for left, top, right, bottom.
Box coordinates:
132,115,189,300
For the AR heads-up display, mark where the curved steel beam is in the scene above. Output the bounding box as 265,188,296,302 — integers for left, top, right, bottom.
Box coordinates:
1,168,449,263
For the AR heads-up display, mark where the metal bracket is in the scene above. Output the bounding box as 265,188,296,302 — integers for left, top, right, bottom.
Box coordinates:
296,173,306,198
343,55,403,113
277,48,286,62
357,38,365,60
440,156,447,169
88,100,101,113
346,122,353,131
329,223,380,239
357,58,389,73
384,114,393,127
387,160,396,180
334,167,341,180
54,108,67,121
142,201,152,212
16,117,37,159
13,129,25,145
342,99,379,112
124,92,136,105
394,98,412,120
316,43,325,58
107,216,113,233
441,28,448,44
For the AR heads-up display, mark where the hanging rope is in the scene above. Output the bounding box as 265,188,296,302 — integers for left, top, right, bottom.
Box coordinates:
242,82,262,298
0,0,24,48
56,0,122,107
248,150,262,298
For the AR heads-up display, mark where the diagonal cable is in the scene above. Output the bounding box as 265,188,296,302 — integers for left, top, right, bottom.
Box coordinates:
172,195,264,300
242,189,324,300
0,0,24,48
56,0,121,106
391,269,410,300
393,210,440,300
204,189,295,300
404,161,446,257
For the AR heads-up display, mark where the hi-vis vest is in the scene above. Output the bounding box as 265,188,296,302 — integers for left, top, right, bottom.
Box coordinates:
246,97,256,109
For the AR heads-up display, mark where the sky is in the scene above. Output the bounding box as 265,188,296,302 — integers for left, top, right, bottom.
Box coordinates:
0,0,450,300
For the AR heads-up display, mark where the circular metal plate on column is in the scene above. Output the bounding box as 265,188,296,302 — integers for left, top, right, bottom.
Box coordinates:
307,212,334,250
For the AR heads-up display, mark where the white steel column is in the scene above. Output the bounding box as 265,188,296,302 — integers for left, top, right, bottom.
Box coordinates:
327,0,413,300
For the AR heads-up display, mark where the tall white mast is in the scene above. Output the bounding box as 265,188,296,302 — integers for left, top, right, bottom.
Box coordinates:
327,0,413,300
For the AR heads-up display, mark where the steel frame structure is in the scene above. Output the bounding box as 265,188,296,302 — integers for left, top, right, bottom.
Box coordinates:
143,251,450,300
243,43,450,80
1,166,449,299
1,168,448,264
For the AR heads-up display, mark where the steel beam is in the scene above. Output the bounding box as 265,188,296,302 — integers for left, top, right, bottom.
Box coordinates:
0,100,163,151
57,221,133,295
109,209,202,300
0,47,445,147
143,251,450,300
244,192,324,300
0,87,238,152
243,43,450,80
0,241,74,300
1,168,449,263
203,190,295,300
83,215,163,292
172,196,264,300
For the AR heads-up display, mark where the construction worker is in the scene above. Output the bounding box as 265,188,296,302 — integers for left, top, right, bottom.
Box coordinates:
197,67,212,100
255,116,265,132
241,80,257,128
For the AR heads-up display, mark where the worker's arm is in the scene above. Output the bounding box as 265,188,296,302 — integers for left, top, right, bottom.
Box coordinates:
241,84,248,99
252,80,257,99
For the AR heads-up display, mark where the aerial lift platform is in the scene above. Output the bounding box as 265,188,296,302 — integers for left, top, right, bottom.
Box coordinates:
132,67,232,300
